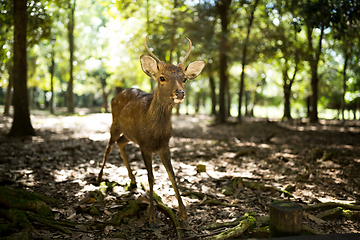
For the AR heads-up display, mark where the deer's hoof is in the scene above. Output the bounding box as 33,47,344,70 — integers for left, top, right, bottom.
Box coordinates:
180,219,189,228
96,178,103,186
149,222,157,229
126,182,137,191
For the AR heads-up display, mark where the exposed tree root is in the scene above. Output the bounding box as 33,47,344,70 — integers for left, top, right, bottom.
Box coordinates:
302,224,325,235
304,202,360,211
153,193,183,238
199,213,255,231
139,178,186,237
25,211,75,234
200,199,241,209
109,199,142,225
187,188,359,239
182,191,207,200
204,215,256,240
0,232,31,240
0,208,34,233
0,186,78,238
0,186,58,217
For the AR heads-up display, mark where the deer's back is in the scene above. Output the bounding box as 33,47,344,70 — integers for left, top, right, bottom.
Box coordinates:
111,88,151,115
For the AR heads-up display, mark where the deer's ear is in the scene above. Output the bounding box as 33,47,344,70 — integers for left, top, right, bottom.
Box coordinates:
185,60,206,80
140,54,158,78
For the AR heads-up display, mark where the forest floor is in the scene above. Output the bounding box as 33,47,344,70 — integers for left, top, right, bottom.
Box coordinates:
0,112,360,239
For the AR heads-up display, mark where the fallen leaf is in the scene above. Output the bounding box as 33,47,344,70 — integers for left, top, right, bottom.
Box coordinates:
104,225,113,235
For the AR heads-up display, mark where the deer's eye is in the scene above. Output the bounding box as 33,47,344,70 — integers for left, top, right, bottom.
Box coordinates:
183,78,187,83
160,76,166,82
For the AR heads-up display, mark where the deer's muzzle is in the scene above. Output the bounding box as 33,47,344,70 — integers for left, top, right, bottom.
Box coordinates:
176,90,185,99
173,90,185,104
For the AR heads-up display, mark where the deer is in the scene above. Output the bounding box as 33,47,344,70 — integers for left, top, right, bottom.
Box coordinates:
98,35,206,228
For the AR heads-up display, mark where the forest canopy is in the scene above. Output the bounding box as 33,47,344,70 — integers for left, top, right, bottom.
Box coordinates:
1,0,360,124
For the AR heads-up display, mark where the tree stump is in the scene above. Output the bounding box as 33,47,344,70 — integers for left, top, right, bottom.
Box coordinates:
270,201,303,237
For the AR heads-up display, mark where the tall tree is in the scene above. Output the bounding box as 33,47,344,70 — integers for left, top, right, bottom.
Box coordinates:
8,0,35,137
169,0,178,64
331,1,360,122
87,62,111,112
4,60,13,116
185,1,218,116
208,63,217,115
1,1,12,116
297,0,331,123
49,37,56,114
237,0,260,121
2,0,51,116
306,22,324,123
269,1,303,120
216,0,232,123
67,0,76,113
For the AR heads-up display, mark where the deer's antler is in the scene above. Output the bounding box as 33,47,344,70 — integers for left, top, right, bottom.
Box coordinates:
181,37,192,65
145,34,192,64
144,34,162,63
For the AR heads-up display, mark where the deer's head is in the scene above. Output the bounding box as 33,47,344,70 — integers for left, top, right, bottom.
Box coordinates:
140,35,206,104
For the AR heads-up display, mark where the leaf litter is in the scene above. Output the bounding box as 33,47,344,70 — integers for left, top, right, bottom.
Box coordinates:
0,113,359,239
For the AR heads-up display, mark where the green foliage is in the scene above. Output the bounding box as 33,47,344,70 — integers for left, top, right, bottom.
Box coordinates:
1,0,360,118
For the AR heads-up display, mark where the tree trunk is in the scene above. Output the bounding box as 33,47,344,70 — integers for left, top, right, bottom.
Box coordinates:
283,82,292,120
67,0,75,114
239,68,246,118
226,76,231,117
282,64,297,121
185,84,190,115
341,50,349,122
169,0,178,64
49,39,55,114
283,39,299,121
217,0,231,123
146,0,154,93
8,0,35,137
101,91,109,113
4,61,13,116
208,68,217,116
195,91,200,113
101,81,109,113
238,0,259,121
248,89,256,117
306,24,324,123
245,90,249,115
309,64,319,123
353,84,358,120
31,87,37,109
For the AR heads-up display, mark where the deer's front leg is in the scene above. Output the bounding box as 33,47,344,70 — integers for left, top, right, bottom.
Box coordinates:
141,148,156,228
158,147,187,222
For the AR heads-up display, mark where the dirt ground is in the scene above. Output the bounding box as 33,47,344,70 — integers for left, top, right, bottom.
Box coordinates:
0,113,359,239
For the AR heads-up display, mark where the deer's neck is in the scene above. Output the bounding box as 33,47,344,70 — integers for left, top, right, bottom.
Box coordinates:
147,91,174,126
143,91,174,149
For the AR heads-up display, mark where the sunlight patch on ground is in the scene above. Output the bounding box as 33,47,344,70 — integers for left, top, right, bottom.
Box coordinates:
31,113,112,139
89,132,109,141
317,197,355,205
52,169,73,182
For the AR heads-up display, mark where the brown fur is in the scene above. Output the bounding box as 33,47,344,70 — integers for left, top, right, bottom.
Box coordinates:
98,39,205,227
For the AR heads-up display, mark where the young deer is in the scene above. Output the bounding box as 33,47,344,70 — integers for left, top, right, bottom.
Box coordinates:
98,35,205,227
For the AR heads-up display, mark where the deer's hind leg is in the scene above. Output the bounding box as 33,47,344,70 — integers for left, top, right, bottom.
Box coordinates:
116,135,136,187
140,148,156,228
98,123,122,183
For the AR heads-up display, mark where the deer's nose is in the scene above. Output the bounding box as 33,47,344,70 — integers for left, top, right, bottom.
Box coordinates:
175,90,185,99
